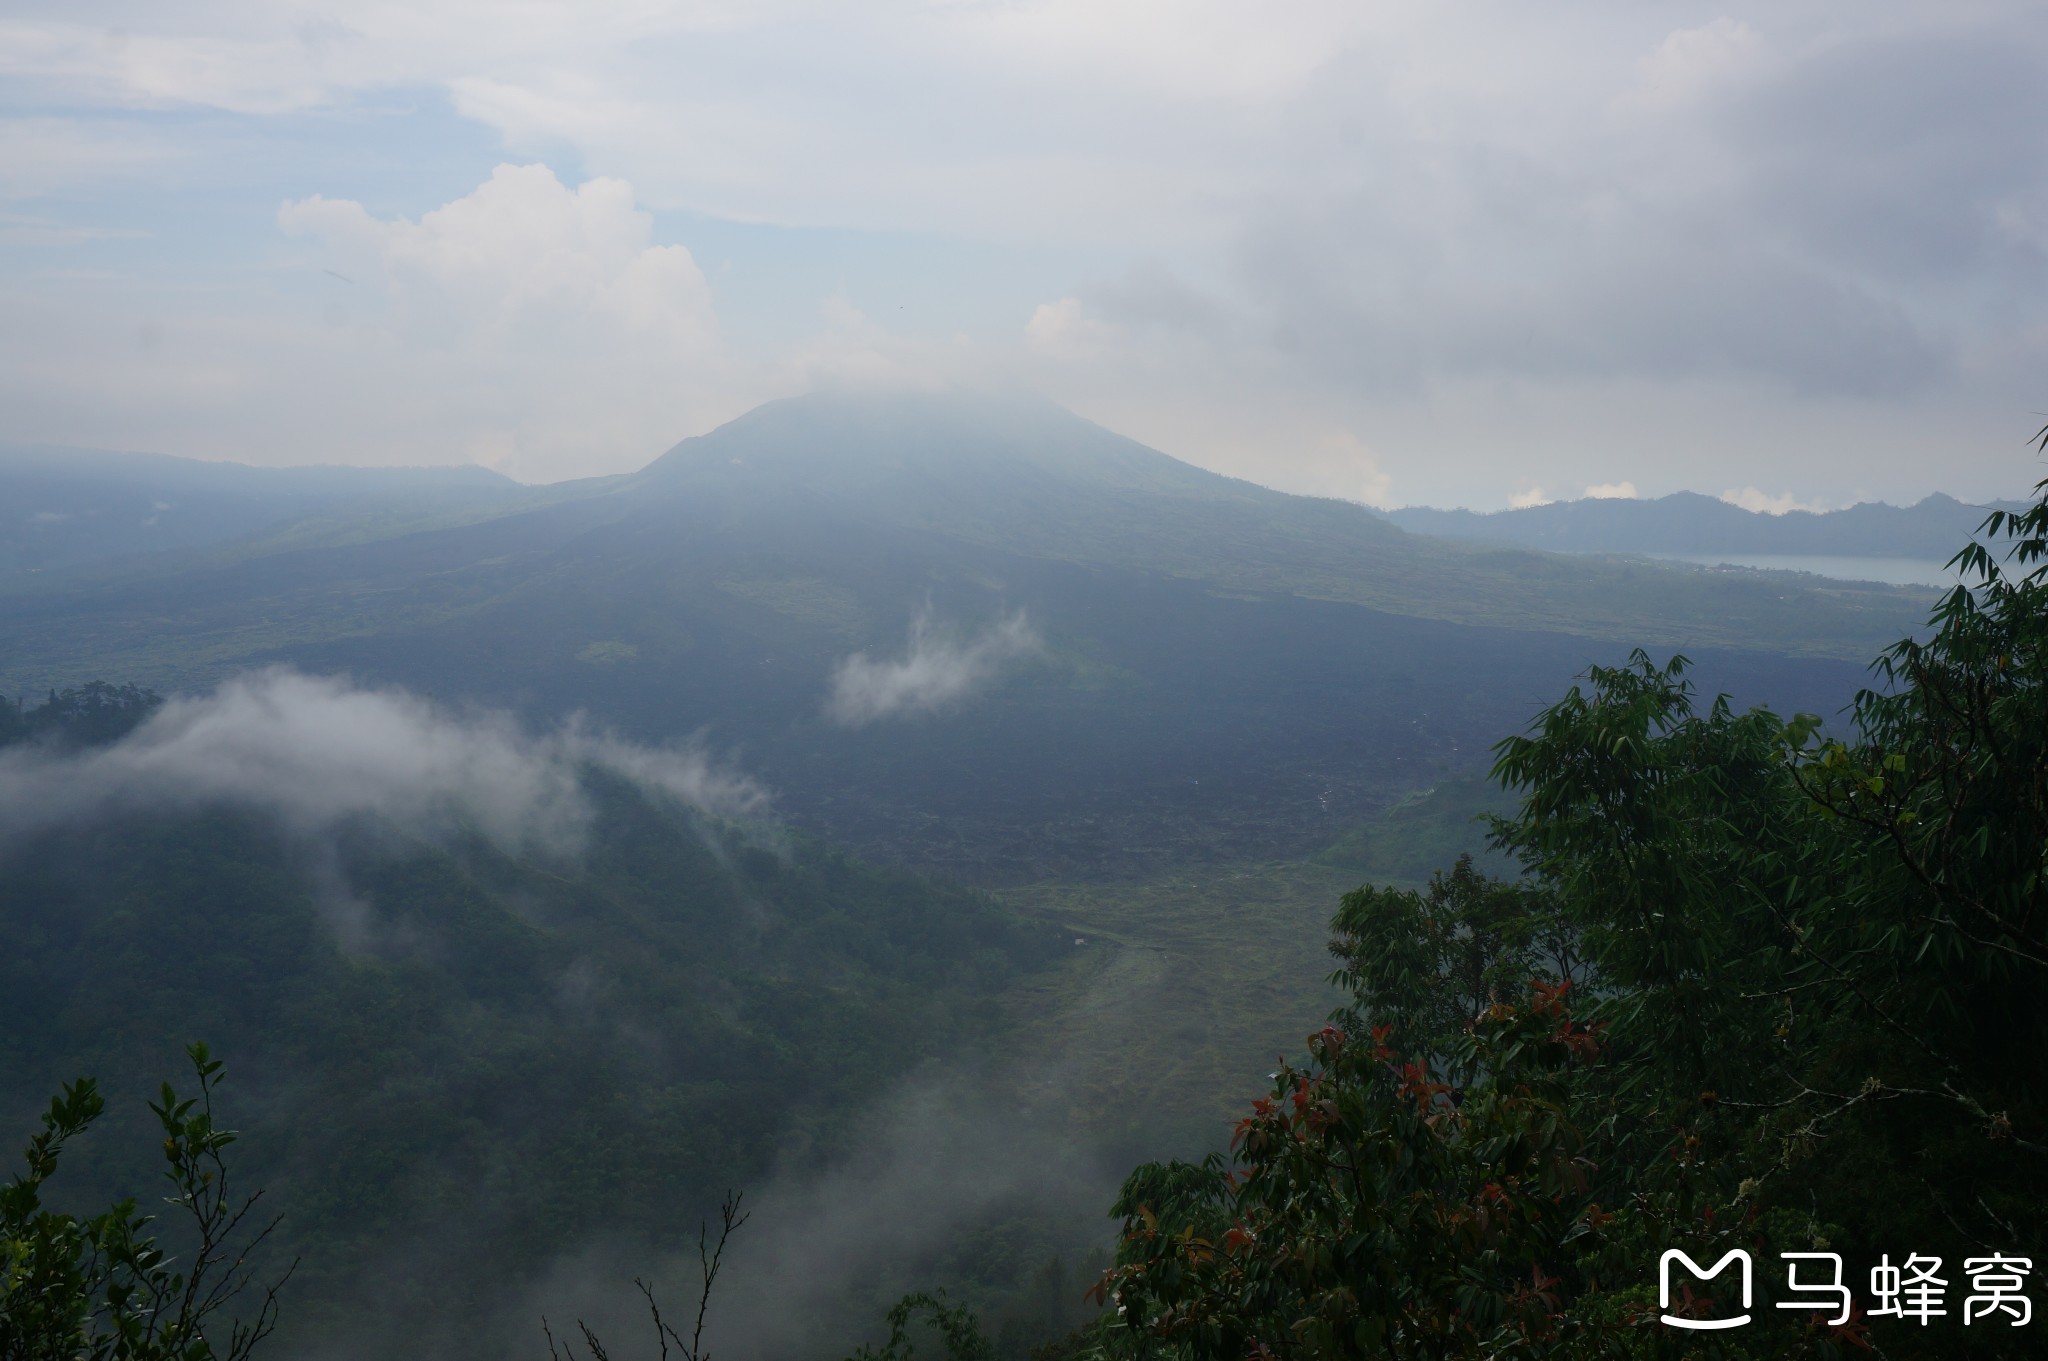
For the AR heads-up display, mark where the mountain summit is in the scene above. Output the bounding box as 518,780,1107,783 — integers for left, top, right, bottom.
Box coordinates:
644,388,1246,500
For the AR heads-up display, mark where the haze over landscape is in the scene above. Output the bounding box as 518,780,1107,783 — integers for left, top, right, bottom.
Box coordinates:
4,6,2046,1361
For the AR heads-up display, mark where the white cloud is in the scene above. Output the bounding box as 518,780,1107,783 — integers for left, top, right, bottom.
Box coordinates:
1355,462,1393,510
1301,429,1392,508
775,293,970,395
826,609,1041,726
1720,486,1833,515
264,164,726,479
279,164,718,356
1621,17,1767,114
0,155,976,480
0,18,359,115
1583,481,1639,500
1024,297,1118,361
0,668,766,854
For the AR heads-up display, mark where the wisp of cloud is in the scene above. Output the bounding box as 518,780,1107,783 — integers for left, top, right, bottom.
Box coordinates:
0,668,766,853
825,608,1041,726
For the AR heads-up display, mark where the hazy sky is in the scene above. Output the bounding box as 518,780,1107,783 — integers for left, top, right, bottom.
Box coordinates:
3,1,2044,509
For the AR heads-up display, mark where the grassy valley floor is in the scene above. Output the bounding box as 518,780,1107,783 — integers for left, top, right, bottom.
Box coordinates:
995,861,1368,1157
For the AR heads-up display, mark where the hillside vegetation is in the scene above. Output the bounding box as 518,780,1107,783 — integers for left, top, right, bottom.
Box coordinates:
1082,471,2048,1359
0,760,1061,1357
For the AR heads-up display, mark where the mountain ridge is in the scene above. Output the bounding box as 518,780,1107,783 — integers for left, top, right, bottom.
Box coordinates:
1383,488,2024,559
1,441,525,575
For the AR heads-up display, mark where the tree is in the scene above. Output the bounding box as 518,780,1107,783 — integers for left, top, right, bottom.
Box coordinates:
1,1045,291,1361
19,681,162,748
1089,459,2048,1359
1486,465,2048,1356
1326,854,1578,1060
844,1292,999,1361
1091,986,1601,1359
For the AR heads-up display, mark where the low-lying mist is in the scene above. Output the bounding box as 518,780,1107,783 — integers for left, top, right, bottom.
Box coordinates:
0,667,767,854
499,1065,1123,1361
826,608,1042,727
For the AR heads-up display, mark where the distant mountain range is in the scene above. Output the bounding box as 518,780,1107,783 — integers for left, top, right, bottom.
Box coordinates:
1382,490,2024,560
0,443,522,573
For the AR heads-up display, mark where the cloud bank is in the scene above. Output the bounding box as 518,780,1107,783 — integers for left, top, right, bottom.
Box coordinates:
826,610,1041,727
1720,486,1835,516
270,164,727,481
0,668,766,853
1582,482,1640,501
696,1073,1115,1359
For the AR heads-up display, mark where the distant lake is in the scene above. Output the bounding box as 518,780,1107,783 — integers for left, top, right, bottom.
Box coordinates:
1644,554,1961,588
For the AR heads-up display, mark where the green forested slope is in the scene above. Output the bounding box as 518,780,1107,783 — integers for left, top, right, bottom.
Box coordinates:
0,772,1061,1356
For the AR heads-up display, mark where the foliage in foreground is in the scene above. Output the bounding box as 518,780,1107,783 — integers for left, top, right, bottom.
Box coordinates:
0,1045,288,1361
1085,464,2048,1358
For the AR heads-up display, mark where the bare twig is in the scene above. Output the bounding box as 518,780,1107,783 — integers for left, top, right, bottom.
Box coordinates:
540,1190,749,1361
